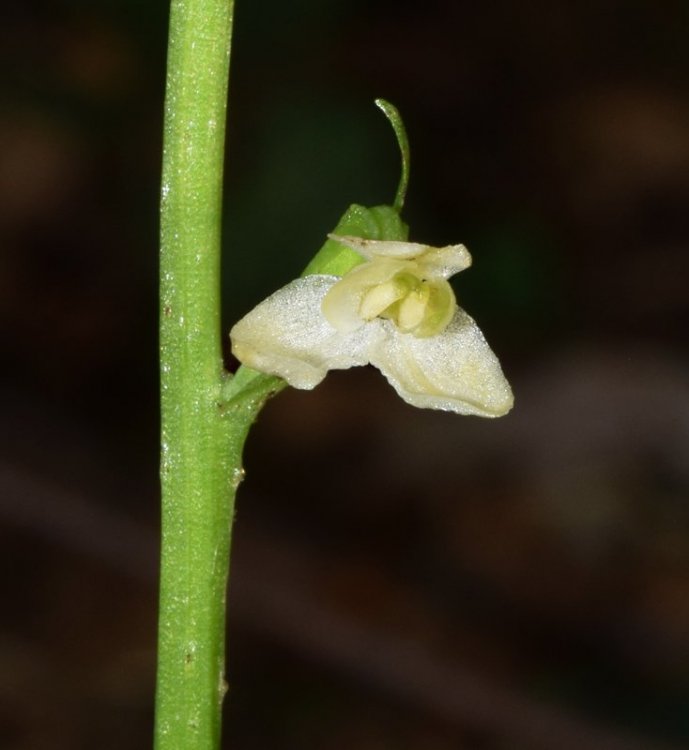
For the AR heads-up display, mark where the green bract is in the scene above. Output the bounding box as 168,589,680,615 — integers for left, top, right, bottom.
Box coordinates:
230,235,514,417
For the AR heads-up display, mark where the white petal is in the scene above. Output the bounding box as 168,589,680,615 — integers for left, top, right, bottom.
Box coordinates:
328,234,426,260
416,244,472,279
368,309,514,417
321,258,411,332
328,234,472,279
230,276,382,389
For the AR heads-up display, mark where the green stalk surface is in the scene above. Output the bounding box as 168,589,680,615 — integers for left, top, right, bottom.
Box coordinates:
156,2,276,748
155,4,412,748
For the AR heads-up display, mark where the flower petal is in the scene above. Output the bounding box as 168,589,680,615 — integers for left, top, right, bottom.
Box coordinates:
328,233,427,260
368,309,514,416
328,234,472,279
321,257,411,332
415,244,472,279
230,276,382,389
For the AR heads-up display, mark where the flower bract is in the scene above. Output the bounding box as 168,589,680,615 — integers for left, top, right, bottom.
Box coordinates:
230,236,514,417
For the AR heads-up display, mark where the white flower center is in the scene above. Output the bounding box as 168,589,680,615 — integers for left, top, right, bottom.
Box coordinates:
323,260,457,339
365,270,456,337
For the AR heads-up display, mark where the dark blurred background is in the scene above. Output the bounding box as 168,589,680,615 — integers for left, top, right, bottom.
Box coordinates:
2,1,689,748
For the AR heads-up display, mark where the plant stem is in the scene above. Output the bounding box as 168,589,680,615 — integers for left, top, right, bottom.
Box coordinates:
156,0,242,748
156,3,413,744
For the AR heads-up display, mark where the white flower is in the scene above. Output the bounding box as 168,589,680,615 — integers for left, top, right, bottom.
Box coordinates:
230,235,514,417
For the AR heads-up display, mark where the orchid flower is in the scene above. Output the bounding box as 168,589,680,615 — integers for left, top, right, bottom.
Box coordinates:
230,234,513,417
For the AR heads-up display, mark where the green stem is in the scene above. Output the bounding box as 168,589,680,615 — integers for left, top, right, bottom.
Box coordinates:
156,2,413,740
156,1,267,748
